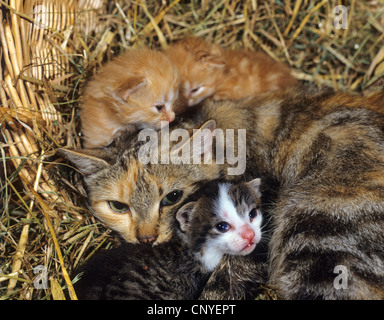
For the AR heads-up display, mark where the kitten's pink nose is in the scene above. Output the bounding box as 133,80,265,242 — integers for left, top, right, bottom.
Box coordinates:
240,225,255,243
167,112,175,123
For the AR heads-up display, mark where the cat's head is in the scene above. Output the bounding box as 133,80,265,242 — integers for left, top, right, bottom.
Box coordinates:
92,49,180,129
166,37,226,107
60,120,221,245
176,178,263,271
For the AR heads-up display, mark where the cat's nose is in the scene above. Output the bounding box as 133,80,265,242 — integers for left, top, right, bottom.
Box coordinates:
167,112,175,122
240,225,255,243
138,235,158,245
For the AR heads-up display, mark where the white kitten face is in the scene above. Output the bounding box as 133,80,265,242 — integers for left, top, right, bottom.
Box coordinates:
212,183,262,253
183,180,262,271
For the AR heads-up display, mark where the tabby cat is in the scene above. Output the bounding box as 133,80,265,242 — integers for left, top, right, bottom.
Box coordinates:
60,120,221,244
62,86,384,299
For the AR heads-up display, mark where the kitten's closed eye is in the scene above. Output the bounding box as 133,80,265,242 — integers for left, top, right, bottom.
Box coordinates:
190,86,204,96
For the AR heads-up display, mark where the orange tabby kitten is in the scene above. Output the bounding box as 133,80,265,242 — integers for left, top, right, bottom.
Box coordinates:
166,37,297,107
80,48,180,148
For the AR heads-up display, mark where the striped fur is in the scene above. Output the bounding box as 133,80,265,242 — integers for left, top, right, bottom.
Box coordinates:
74,240,208,300
196,87,384,299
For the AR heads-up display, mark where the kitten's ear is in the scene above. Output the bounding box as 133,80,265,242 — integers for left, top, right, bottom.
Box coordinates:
58,148,110,176
195,120,216,159
170,120,216,161
117,76,146,100
247,178,262,195
200,119,216,132
176,202,196,232
204,57,226,68
200,54,226,68
196,48,225,68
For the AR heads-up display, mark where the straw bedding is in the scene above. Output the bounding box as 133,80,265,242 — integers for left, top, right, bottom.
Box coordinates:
0,0,383,300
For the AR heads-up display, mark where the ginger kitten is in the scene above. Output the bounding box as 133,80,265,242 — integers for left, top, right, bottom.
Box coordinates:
165,37,297,107
80,48,180,148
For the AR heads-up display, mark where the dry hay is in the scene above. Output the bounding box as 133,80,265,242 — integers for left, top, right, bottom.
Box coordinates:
0,0,383,300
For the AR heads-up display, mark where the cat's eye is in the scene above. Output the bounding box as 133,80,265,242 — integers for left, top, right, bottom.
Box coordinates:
155,105,165,112
108,201,130,213
215,221,231,233
161,190,183,206
249,208,258,221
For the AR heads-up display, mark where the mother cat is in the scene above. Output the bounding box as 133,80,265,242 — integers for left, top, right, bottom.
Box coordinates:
62,87,384,299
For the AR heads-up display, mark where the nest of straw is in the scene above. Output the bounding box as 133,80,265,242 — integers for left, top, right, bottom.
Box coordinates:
1,0,383,300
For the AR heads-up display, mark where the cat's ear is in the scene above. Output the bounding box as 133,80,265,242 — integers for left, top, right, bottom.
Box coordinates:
247,178,262,195
170,120,216,162
58,148,110,176
170,120,216,161
200,54,225,68
176,202,196,232
117,76,147,100
195,120,216,160
204,57,226,68
196,48,225,68
200,119,216,132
